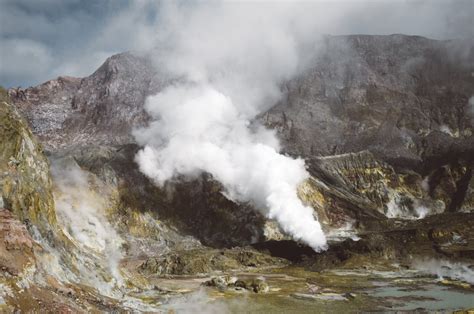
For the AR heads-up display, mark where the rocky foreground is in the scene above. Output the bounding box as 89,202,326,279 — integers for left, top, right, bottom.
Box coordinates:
1,35,474,312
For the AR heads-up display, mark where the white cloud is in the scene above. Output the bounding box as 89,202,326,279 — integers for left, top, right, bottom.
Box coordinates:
1,0,472,87
0,38,53,85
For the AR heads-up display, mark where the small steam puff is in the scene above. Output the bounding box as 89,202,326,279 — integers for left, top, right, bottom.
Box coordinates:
135,84,327,251
412,258,474,284
468,96,474,117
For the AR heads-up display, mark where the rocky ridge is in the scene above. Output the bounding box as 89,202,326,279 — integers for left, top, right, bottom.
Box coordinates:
8,35,474,221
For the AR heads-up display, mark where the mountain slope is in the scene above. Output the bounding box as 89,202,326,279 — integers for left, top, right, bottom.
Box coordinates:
2,34,474,311
8,35,474,217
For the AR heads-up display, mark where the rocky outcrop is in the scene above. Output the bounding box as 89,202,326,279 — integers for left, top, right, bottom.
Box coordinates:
0,89,150,312
262,35,474,167
304,151,445,221
8,77,81,151
61,144,266,248
263,35,474,214
300,212,474,272
9,53,164,150
0,88,56,230
140,247,287,276
0,208,36,276
203,275,270,293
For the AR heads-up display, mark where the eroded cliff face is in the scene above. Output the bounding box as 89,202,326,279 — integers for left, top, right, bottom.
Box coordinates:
0,90,56,230
0,91,61,310
0,92,45,309
306,151,447,220
0,90,165,311
262,35,474,164
9,53,164,150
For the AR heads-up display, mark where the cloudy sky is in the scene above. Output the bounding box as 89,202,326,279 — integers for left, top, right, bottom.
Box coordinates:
0,0,472,88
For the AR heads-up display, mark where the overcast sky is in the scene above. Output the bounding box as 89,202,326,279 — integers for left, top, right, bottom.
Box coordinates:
0,0,473,88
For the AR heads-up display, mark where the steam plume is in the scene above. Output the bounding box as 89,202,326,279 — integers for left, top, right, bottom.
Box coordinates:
51,158,125,291
413,258,474,284
134,2,327,250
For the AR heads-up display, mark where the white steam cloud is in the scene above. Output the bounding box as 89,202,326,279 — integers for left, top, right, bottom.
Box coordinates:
468,96,474,117
413,258,474,284
134,3,327,251
3,0,472,87
51,158,125,291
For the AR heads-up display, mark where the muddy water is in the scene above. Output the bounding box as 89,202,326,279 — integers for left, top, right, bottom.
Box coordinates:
139,267,474,313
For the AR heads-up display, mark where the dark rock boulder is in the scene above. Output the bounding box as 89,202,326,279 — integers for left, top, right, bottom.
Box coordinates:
140,247,287,276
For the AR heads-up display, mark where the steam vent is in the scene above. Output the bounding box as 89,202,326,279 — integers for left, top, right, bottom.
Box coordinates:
1,1,474,312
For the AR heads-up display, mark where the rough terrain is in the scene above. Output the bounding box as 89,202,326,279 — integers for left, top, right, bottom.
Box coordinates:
1,35,474,311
